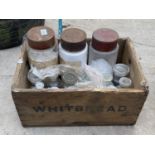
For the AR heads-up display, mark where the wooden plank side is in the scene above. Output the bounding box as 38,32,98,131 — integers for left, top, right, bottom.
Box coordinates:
12,90,147,126
11,42,29,89
122,38,149,93
117,38,127,63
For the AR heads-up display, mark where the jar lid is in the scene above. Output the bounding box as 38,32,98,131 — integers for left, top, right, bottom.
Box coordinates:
27,26,55,50
119,77,132,88
92,28,119,52
61,28,87,52
62,70,78,85
113,64,130,77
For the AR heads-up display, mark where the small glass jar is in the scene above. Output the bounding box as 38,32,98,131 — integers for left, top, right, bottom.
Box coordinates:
88,28,119,66
27,26,58,69
113,63,130,84
59,28,88,67
119,77,132,88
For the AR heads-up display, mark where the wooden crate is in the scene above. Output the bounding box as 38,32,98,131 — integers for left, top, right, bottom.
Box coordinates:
11,38,149,126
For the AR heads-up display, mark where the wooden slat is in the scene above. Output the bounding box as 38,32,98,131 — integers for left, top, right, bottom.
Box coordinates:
12,90,147,126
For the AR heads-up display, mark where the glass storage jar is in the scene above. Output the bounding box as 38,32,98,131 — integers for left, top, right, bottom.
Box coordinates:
27,26,58,69
88,28,119,66
119,77,132,88
59,28,88,67
113,63,130,84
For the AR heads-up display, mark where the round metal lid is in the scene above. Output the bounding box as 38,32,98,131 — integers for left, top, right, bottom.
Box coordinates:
92,28,119,52
61,28,87,52
62,70,78,86
27,26,55,50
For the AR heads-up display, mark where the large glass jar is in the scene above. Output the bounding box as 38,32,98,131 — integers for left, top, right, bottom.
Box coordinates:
59,28,88,67
27,26,58,69
88,28,119,66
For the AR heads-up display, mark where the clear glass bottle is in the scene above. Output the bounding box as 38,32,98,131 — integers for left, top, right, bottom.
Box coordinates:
88,28,119,66
27,26,58,69
113,63,130,84
59,28,88,67
119,77,132,88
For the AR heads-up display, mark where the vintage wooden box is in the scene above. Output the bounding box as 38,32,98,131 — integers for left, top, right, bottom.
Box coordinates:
11,38,149,126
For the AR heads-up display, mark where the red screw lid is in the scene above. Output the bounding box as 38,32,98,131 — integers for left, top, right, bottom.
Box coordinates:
92,28,119,52
27,26,55,50
61,28,87,52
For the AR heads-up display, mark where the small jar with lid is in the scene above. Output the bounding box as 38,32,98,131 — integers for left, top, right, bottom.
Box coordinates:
26,26,58,69
59,28,88,67
88,28,119,66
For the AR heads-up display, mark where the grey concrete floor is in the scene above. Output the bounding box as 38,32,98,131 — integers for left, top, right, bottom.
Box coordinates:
0,19,155,135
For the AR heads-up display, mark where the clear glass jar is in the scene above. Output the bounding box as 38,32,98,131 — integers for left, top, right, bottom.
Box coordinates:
119,77,132,88
88,28,119,66
89,44,119,66
27,45,58,69
113,63,130,84
27,26,58,69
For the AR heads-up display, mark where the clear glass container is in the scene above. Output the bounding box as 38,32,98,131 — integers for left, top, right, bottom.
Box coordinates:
113,63,130,84
119,77,132,88
88,28,119,66
27,45,58,69
26,26,58,69
89,44,119,66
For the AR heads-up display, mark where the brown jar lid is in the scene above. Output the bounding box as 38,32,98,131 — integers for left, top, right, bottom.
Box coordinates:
92,28,119,52
27,26,55,50
61,28,87,52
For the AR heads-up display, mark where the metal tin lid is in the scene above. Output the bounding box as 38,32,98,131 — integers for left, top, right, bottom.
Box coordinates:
113,63,130,77
27,26,55,50
62,70,78,86
92,28,119,52
119,77,132,88
61,28,87,52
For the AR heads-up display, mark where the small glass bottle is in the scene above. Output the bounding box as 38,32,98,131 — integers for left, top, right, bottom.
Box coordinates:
113,63,130,84
27,26,58,69
59,28,88,67
88,28,119,66
119,77,132,88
